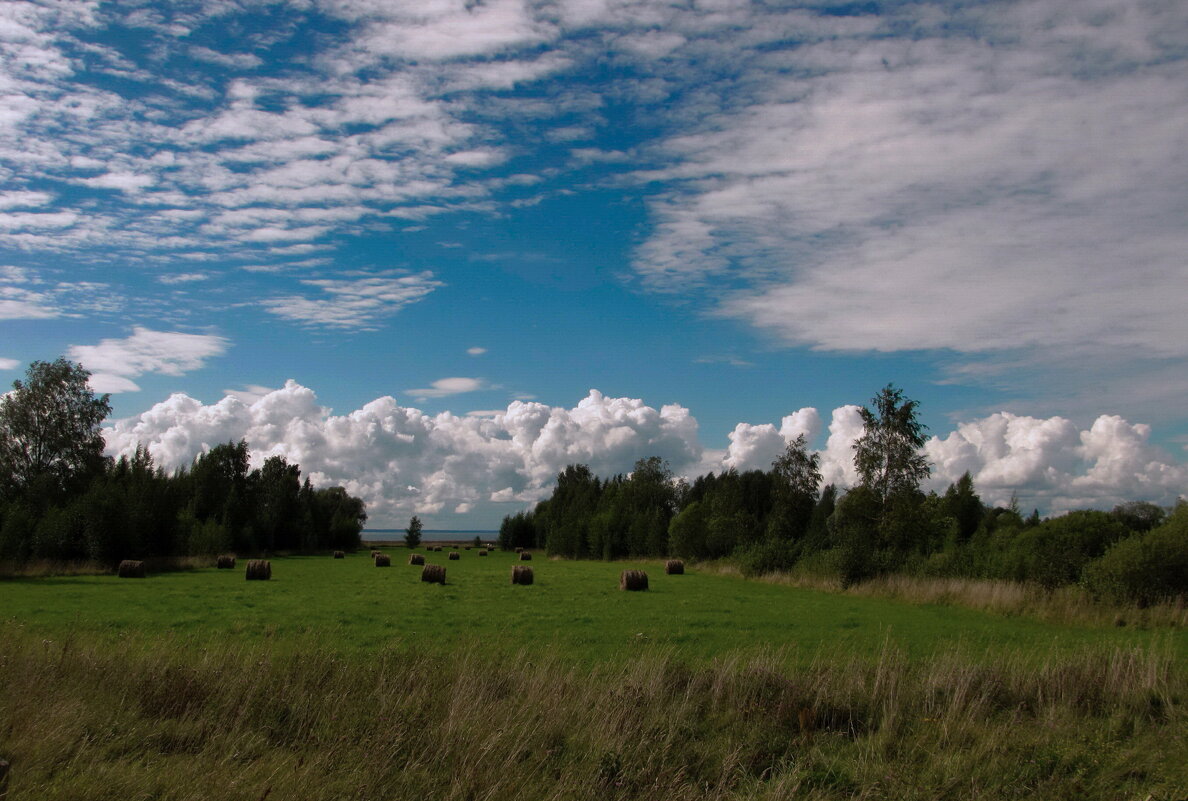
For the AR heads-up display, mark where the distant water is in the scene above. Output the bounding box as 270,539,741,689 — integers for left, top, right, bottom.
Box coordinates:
362,529,498,542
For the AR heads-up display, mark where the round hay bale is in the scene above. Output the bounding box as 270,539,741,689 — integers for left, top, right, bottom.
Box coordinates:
374,553,391,567
117,559,145,578
371,550,381,558
216,555,236,569
464,546,472,550
665,559,685,575
448,551,460,560
620,569,648,591
514,547,523,553
408,553,425,565
421,564,446,584
511,565,535,585
519,551,532,561
333,550,345,559
245,559,271,580
478,549,488,556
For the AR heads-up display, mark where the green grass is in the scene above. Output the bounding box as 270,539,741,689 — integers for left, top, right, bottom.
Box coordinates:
1,547,1183,665
2,549,1186,800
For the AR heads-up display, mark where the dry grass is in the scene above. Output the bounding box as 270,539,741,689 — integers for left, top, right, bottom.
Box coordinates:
422,564,446,584
704,566,1188,629
511,565,534,586
0,625,1183,801
245,559,271,580
620,569,648,591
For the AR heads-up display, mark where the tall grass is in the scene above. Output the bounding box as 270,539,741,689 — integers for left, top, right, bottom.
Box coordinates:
0,624,1183,800
703,563,1188,629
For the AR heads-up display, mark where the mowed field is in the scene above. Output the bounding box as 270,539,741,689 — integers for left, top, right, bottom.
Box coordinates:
0,545,1181,663
2,548,1186,801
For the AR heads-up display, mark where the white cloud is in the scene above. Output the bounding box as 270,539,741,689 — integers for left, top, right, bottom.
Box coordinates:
405,377,487,400
0,357,19,370
67,327,230,394
157,272,210,284
104,382,1187,526
466,347,487,356
262,271,443,329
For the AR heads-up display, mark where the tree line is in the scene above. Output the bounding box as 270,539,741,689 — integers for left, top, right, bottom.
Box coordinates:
502,384,1187,606
0,359,366,565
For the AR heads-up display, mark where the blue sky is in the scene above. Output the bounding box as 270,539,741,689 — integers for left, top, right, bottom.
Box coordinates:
2,0,1186,528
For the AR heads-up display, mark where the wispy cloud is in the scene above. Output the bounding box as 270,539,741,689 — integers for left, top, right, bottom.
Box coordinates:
405,377,488,401
262,271,443,330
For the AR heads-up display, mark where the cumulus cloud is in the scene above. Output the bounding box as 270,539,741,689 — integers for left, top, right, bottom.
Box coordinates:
67,327,230,394
105,384,702,524
104,383,1186,527
0,357,19,370
466,347,487,356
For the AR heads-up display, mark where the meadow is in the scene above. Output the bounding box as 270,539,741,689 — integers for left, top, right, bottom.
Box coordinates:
1,546,1186,799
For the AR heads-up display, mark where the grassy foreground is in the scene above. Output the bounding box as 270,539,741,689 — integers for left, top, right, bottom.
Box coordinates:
1,548,1186,799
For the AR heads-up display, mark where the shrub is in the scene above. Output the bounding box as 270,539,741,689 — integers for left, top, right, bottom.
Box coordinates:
735,540,797,578
1084,504,1188,605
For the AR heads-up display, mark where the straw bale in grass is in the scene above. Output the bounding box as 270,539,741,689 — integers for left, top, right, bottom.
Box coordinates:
514,547,523,553
374,553,391,567
216,555,235,569
421,564,446,584
117,560,145,578
245,559,271,580
333,550,345,559
665,559,685,575
511,565,534,585
519,551,532,561
448,551,460,560
620,569,648,591
479,550,488,556
408,553,425,565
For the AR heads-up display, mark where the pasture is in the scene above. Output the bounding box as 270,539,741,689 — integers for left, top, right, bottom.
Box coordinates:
0,546,1181,663
1,548,1186,800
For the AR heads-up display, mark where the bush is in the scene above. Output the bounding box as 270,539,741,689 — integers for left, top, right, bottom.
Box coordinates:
735,539,798,578
1083,504,1188,605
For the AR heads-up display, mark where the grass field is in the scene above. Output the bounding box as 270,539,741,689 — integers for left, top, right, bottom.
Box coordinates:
1,546,1182,663
1,547,1186,800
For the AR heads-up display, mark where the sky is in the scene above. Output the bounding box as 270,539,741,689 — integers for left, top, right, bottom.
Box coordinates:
2,0,1186,529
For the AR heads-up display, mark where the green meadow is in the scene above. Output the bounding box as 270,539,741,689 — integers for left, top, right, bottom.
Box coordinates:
2,549,1186,800
1,547,1181,663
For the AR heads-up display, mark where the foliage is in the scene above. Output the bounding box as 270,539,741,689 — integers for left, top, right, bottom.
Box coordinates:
1083,503,1188,605
404,514,423,549
0,359,111,500
852,383,929,503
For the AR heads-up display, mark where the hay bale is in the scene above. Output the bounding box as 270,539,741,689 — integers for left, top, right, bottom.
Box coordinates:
464,546,472,550
117,560,145,578
478,550,488,556
514,547,523,553
665,559,685,575
371,550,381,558
333,550,345,559
421,564,446,584
374,553,391,567
216,555,235,569
511,565,535,585
245,559,271,580
448,551,460,560
620,569,648,591
408,553,425,565
519,551,532,561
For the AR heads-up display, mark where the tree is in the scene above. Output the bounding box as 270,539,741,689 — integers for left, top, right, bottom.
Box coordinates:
767,434,821,542
0,359,111,499
853,384,930,504
405,514,423,549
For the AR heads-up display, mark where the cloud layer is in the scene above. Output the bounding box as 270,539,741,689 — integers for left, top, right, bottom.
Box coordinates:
105,383,1187,526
